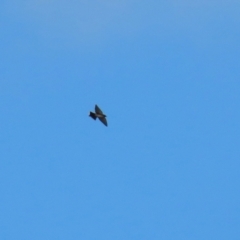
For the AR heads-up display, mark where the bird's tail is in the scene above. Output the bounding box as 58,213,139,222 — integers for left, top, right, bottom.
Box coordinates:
89,112,97,120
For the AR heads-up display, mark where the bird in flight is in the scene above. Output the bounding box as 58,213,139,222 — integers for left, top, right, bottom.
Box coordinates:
89,105,108,126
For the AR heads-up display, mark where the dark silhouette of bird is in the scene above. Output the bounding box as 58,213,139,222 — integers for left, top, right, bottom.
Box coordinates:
89,105,108,126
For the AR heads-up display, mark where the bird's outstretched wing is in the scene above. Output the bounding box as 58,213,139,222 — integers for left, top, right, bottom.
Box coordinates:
95,105,103,114
99,117,108,126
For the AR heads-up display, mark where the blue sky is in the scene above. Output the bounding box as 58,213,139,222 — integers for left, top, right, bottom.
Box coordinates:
1,1,240,239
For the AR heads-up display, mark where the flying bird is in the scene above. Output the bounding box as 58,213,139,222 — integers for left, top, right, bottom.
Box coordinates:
89,105,108,126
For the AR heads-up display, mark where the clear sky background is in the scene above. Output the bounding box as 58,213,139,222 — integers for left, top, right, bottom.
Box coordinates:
1,1,240,239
